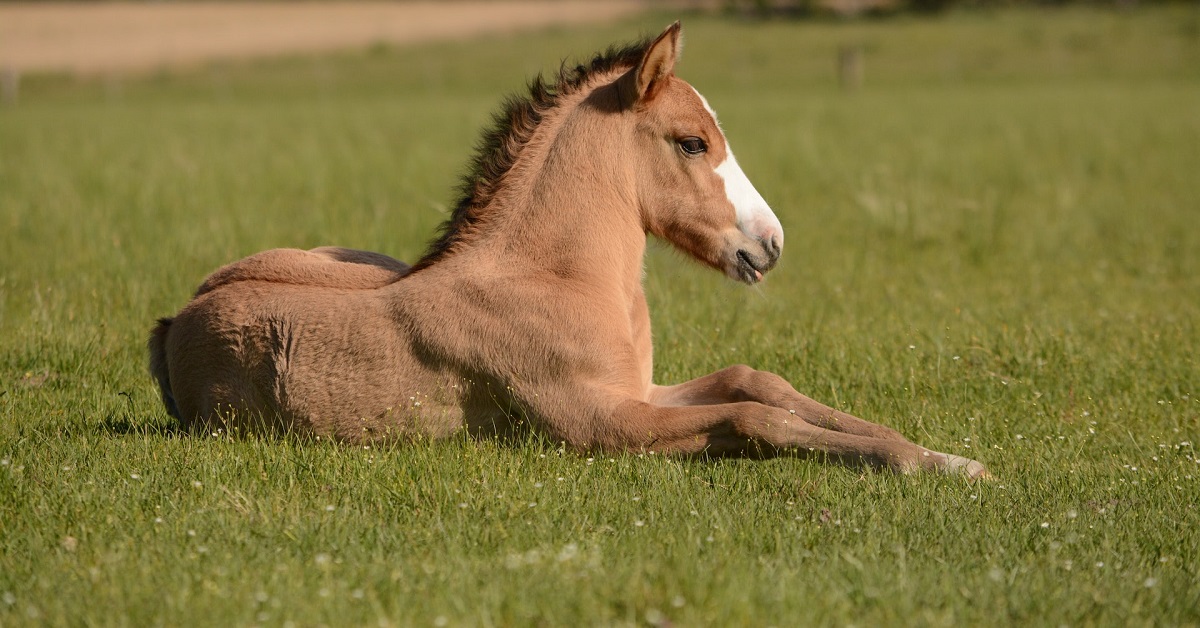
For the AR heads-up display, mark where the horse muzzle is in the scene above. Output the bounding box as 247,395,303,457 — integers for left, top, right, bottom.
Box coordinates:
727,232,782,285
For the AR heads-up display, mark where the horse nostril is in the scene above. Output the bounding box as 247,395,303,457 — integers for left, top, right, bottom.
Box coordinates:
762,234,782,266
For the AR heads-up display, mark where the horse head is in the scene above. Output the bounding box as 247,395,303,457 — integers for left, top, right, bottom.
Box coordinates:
618,23,784,284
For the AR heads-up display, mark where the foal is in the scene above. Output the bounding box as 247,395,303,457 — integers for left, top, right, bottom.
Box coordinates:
150,23,988,478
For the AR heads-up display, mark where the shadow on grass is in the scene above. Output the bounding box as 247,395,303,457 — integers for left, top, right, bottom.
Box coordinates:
99,414,183,437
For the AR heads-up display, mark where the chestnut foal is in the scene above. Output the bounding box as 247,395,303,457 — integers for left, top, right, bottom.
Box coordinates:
150,23,988,478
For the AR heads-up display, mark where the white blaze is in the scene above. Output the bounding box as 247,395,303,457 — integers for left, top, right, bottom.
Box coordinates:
692,88,784,247
715,151,782,245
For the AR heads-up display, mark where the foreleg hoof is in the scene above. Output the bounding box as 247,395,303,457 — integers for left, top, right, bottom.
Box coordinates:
941,454,992,481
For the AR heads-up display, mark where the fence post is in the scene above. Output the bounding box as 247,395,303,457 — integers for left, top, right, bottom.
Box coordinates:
838,45,863,91
1,67,19,105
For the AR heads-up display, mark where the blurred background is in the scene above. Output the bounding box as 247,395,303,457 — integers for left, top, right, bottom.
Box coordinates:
1,0,1190,81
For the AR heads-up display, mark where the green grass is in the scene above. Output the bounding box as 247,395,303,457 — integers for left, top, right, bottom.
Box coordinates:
2,5,1199,625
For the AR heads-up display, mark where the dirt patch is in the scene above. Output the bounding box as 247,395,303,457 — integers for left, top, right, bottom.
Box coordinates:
0,1,649,75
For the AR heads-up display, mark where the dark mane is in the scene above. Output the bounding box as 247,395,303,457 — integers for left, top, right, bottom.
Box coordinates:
411,37,651,271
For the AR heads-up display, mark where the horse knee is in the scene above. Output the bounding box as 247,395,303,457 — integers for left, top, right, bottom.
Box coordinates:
720,364,756,394
722,364,789,400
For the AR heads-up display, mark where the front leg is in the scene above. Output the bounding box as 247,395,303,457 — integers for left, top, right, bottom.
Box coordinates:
647,365,989,477
650,365,904,439
528,384,989,478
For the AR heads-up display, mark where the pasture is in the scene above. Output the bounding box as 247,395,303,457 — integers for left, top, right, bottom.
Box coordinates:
2,6,1198,625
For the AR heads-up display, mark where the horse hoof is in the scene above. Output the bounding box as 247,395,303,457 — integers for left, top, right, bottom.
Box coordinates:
968,464,993,481
943,454,992,481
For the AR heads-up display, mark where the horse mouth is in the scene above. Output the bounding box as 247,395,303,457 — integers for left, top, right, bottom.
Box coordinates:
735,249,766,284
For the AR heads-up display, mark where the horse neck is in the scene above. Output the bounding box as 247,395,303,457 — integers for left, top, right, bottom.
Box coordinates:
460,87,646,296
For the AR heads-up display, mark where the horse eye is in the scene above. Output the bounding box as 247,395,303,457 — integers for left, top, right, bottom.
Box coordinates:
678,137,707,156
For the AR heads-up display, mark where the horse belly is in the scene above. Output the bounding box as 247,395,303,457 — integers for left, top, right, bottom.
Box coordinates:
274,321,465,443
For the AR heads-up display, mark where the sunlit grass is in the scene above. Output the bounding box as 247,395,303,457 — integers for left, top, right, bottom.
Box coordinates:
2,5,1198,626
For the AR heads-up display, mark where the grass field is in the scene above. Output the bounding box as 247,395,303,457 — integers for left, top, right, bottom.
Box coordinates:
2,5,1199,626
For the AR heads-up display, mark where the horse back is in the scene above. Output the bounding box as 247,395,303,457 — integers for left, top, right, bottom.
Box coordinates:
195,247,410,297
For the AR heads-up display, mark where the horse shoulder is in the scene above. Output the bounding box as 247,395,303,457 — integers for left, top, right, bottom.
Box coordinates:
194,247,411,297
399,271,647,400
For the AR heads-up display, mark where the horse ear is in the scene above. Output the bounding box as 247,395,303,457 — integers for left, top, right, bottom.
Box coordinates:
624,21,681,108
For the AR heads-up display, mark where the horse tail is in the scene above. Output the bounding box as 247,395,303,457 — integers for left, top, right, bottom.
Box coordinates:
148,317,181,419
